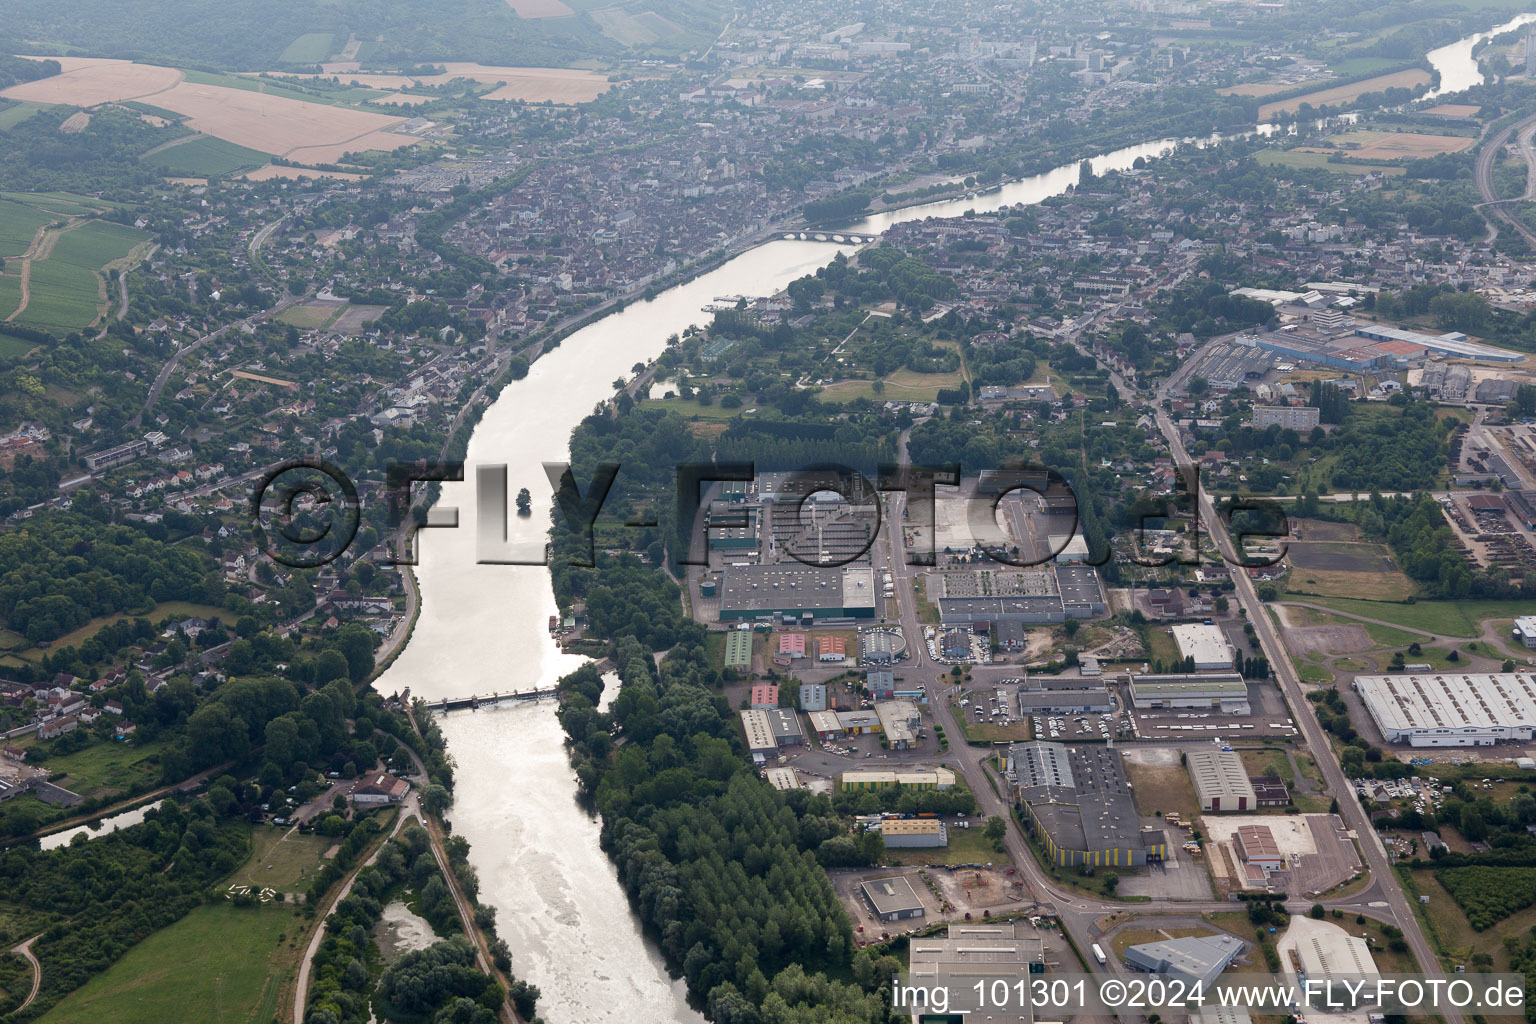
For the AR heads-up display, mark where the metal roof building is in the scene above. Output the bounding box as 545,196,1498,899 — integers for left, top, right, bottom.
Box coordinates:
1172,623,1233,670
764,766,802,791
1129,673,1250,713
1006,741,1167,868
860,875,925,920
908,921,1043,1024
740,709,777,755
1124,935,1245,989
876,699,921,749
879,818,948,848
1186,749,1258,812
1016,688,1114,714
1354,672,1536,746
717,564,877,621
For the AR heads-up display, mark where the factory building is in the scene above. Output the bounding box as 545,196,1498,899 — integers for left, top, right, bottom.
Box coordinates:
838,710,881,734
740,710,777,756
717,564,877,621
1017,688,1114,714
764,767,802,791
878,818,948,848
841,767,955,791
1172,623,1234,670
1129,673,1250,714
1007,742,1167,867
749,683,779,709
1351,324,1522,363
1354,672,1536,746
1513,617,1536,649
1234,823,1284,872
725,630,753,669
799,683,827,711
876,699,921,749
768,708,804,747
1186,749,1258,812
908,922,1043,1024
808,710,844,739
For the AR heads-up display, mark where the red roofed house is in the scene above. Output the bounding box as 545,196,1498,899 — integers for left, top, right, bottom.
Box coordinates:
749,684,779,710
778,633,807,659
816,635,847,662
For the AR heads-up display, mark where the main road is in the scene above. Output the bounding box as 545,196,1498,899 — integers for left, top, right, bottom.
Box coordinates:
1474,110,1536,248
1153,408,1458,1022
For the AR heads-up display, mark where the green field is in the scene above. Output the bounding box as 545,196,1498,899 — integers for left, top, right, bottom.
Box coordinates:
15,259,102,334
36,902,302,1024
279,31,334,63
26,739,168,799
883,814,1007,866
1256,150,1404,176
0,199,52,259
0,102,43,132
1300,597,1536,638
275,303,345,329
0,276,22,322
229,827,334,895
143,135,271,177
48,220,150,272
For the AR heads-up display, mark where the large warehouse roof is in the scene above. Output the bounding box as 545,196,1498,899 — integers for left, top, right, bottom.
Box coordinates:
1186,749,1257,811
1354,672,1536,745
1172,623,1232,668
718,564,876,617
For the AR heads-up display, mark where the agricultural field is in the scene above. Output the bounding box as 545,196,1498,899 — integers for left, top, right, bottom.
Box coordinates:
143,135,270,177
271,63,612,104
0,101,43,131
1256,150,1404,176
0,57,184,107
1297,597,1536,638
1258,69,1432,119
1322,129,1475,160
505,0,577,15
0,198,52,259
16,258,102,334
1436,866,1536,931
278,31,335,63
1285,537,1415,601
48,219,151,271
36,901,303,1024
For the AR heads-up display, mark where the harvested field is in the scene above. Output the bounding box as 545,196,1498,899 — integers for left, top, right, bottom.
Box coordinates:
150,82,414,159
1218,81,1318,97
1287,566,1415,600
1287,539,1395,572
505,0,577,15
269,63,611,104
330,304,389,334
4,57,417,161
1258,69,1431,119
242,165,366,182
1,57,182,106
1327,129,1474,160
1424,103,1481,118
58,111,90,133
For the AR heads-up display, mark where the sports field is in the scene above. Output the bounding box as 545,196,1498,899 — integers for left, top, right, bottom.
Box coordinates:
36,902,302,1024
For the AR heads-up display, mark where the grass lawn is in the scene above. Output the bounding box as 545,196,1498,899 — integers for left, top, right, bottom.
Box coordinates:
275,303,346,330
883,821,1011,866
1143,625,1182,667
1109,923,1216,960
36,902,304,1024
1299,597,1534,638
28,738,168,799
638,395,750,420
1285,567,1414,601
1292,656,1332,684
1360,620,1431,646
229,827,334,896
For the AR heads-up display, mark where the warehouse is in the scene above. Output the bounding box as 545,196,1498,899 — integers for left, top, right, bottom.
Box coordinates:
724,629,753,670
1354,672,1536,746
740,710,777,756
1187,749,1258,812
1172,623,1233,670
817,635,848,662
1124,935,1245,988
717,564,877,621
778,632,807,659
1007,742,1168,867
879,818,949,848
764,766,803,791
808,709,844,739
841,768,955,791
1129,673,1250,713
749,683,779,709
1513,617,1536,649
1017,688,1114,714
1234,823,1284,872
1352,324,1522,363
866,669,895,698
1296,928,1378,1000
768,708,805,746
861,876,925,921
838,710,882,734
876,699,922,749
799,682,827,711
908,922,1044,1024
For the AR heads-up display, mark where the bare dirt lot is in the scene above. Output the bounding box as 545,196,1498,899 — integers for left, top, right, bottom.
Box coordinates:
1283,623,1372,656
1258,69,1432,119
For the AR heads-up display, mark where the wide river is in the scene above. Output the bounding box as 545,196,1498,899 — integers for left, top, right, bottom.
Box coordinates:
371,20,1516,1022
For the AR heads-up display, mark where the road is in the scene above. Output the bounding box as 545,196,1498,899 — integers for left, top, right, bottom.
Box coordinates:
8,935,41,1013
1153,407,1459,1020
1474,110,1536,248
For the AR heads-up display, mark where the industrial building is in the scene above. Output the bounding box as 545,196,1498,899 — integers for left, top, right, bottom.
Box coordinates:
879,818,948,848
1351,323,1522,363
1172,623,1234,670
1296,929,1378,996
764,766,802,791
724,630,753,670
1017,688,1114,714
838,710,881,734
1513,617,1536,649
799,683,827,711
861,876,925,921
717,564,877,621
1234,823,1283,872
1124,935,1245,989
768,708,804,746
866,669,895,698
1354,672,1536,746
740,710,777,756
1186,749,1258,812
1509,490,1536,529
907,921,1044,1024
817,635,848,662
859,628,901,665
1129,673,1250,713
1007,742,1167,867
876,699,922,749
778,632,807,659
935,565,1106,624
749,683,779,709
809,710,844,739
1250,776,1292,807
841,767,955,791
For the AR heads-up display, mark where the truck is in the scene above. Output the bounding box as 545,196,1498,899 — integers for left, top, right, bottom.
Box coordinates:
1092,943,1107,965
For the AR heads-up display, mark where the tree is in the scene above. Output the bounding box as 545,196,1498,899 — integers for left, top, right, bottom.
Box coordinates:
1103,871,1119,895
1310,904,1325,919
422,783,451,817
516,488,532,516
984,815,1007,840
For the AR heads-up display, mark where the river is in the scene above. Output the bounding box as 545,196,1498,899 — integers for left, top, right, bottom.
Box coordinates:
370,19,1506,1023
